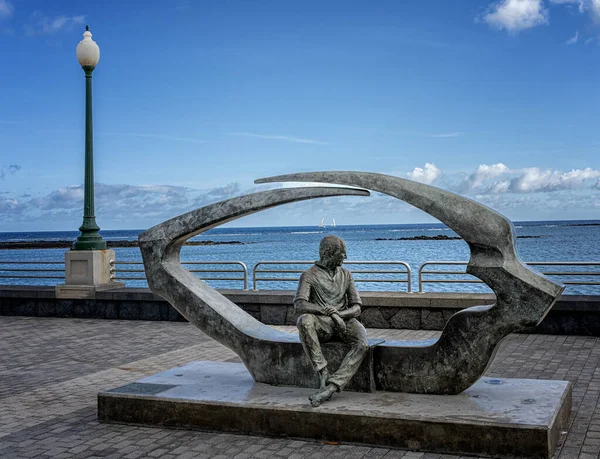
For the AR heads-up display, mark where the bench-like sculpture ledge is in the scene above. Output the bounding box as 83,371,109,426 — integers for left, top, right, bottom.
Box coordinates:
139,172,564,394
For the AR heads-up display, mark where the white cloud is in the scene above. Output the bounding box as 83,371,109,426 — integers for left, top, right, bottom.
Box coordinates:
0,164,21,180
176,0,192,11
0,0,13,19
549,0,586,10
565,30,580,44
428,163,600,194
550,0,600,21
31,185,84,210
407,163,442,185
24,13,85,35
2,167,600,231
226,132,328,145
483,0,549,33
1,182,247,229
461,163,511,192
101,132,206,144
2,164,599,230
509,167,600,192
193,183,241,206
592,0,600,21
427,132,464,138
488,179,512,194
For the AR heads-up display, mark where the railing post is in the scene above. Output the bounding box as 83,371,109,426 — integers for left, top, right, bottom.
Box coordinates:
252,263,260,291
418,263,425,293
238,262,249,291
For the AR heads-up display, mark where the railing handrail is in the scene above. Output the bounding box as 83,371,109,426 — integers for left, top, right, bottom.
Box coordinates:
0,260,65,280
109,260,249,290
253,260,412,292
418,260,600,293
0,261,65,264
2,258,599,293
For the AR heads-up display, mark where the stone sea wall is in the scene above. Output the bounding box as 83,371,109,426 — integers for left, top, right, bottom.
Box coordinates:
0,286,598,336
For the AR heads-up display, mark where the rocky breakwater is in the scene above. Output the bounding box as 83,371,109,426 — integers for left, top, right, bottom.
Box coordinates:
0,240,245,250
376,234,541,241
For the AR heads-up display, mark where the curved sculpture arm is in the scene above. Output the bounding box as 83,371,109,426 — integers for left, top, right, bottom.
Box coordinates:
256,171,562,301
258,172,508,249
139,170,564,394
139,186,370,349
255,171,564,393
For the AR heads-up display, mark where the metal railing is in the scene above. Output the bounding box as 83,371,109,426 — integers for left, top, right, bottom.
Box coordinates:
0,261,65,280
110,260,249,290
418,261,600,293
2,258,599,294
253,260,412,292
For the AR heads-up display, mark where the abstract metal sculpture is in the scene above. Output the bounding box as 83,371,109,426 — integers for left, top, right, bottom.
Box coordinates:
139,172,564,395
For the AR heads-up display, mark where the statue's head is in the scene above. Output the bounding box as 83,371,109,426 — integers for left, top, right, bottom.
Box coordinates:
319,235,347,270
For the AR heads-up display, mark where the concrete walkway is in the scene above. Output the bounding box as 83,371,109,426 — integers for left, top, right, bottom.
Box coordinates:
1,316,599,459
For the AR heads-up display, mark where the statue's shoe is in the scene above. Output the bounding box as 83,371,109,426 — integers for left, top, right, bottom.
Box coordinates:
309,385,336,407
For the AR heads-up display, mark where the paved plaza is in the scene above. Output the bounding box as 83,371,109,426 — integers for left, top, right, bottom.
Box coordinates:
1,316,600,459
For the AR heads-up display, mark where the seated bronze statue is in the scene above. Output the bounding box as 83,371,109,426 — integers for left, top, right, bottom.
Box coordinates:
294,235,368,406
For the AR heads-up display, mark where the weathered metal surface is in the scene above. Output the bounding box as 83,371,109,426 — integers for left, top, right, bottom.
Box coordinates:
256,172,565,393
140,171,564,395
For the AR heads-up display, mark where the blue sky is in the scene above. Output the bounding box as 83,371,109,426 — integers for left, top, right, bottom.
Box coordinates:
0,0,599,231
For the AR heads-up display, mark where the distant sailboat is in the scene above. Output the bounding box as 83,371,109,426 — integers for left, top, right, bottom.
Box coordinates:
318,217,336,229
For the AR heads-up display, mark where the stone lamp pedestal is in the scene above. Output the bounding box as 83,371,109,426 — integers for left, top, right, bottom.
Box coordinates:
56,249,125,299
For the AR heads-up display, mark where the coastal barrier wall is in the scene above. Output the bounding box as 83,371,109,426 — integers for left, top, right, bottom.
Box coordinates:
1,286,598,336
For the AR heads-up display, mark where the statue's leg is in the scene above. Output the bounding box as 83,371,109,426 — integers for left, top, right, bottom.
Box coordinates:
327,318,369,391
296,314,334,372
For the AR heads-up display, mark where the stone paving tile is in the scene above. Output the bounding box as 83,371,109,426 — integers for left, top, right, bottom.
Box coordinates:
0,317,212,399
1,316,598,458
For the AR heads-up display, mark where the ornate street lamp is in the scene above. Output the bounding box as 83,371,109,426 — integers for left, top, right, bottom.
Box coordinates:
73,25,106,250
56,26,124,297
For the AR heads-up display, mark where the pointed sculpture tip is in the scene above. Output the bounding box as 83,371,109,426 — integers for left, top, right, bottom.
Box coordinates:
255,174,292,184
86,25,90,31
255,171,350,185
254,175,370,196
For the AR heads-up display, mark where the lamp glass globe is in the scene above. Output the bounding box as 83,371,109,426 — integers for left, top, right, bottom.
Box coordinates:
76,28,100,67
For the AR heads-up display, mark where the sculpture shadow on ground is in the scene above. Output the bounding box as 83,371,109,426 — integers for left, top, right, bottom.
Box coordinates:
139,172,564,394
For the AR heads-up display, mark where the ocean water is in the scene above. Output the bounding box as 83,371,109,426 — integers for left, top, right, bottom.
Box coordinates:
1,220,599,294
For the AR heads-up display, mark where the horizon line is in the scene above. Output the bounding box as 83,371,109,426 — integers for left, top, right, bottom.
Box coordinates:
1,217,599,233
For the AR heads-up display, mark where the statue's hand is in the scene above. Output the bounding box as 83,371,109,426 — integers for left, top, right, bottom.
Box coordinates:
331,313,346,333
322,305,337,316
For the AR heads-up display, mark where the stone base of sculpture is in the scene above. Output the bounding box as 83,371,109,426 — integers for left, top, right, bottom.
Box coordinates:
98,361,572,459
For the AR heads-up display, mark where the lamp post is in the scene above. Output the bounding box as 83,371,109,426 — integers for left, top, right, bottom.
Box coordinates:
73,25,106,250
56,26,124,298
